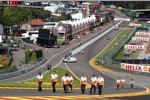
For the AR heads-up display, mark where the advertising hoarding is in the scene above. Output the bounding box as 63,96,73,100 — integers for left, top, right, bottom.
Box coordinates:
132,37,149,42
124,45,144,50
121,63,150,73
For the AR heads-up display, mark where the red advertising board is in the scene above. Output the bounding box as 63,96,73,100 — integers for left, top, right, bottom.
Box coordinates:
124,45,144,50
135,32,150,36
129,23,141,27
132,37,149,42
7,0,23,5
121,63,150,73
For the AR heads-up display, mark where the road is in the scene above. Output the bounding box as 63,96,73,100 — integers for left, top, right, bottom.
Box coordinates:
0,21,145,98
0,21,117,82
66,21,145,95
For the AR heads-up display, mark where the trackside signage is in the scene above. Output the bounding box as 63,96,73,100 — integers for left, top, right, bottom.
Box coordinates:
114,18,130,22
129,23,141,27
124,45,144,50
135,32,150,36
121,63,150,73
132,37,149,42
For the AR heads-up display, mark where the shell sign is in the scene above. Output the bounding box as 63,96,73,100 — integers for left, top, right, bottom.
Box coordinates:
132,37,149,42
121,63,150,73
124,45,144,50
129,23,141,27
135,32,150,36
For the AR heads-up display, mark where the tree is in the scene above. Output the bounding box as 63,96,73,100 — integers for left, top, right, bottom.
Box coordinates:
61,12,66,16
31,51,37,63
0,3,4,25
2,6,52,28
50,15,66,22
25,48,32,64
66,13,72,20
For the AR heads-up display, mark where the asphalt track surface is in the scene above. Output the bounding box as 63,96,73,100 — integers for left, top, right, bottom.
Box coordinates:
66,22,145,95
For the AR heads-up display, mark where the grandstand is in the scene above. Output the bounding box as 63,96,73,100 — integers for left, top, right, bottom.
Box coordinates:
115,29,150,64
128,30,150,60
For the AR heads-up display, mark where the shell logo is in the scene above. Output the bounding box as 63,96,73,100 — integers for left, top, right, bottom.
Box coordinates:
121,64,125,69
124,45,127,49
143,66,148,72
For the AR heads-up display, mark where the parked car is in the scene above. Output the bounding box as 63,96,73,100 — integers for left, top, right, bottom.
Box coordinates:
63,57,77,63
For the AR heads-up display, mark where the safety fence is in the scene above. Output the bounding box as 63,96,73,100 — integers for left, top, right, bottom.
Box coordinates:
0,38,47,79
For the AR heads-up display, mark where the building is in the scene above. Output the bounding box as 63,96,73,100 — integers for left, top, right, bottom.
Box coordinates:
44,3,59,14
57,7,67,14
82,2,90,18
37,29,57,47
0,24,3,43
43,22,58,29
71,13,83,20
82,2,104,26
44,2,65,14
28,19,44,31
89,2,101,15
57,21,72,40
70,15,96,38
58,15,96,39
137,10,150,21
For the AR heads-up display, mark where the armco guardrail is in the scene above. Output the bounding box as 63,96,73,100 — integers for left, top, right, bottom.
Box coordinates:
0,58,46,79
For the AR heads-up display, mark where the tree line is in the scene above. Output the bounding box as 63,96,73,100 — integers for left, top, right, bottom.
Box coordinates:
0,6,52,26
0,6,72,34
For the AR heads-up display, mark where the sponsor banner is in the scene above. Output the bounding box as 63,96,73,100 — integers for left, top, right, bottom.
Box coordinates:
124,45,144,50
114,18,130,22
132,37,149,42
129,23,141,27
121,63,150,73
135,32,150,36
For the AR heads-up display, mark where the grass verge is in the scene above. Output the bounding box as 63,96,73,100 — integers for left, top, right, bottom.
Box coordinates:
115,47,126,60
57,39,65,45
